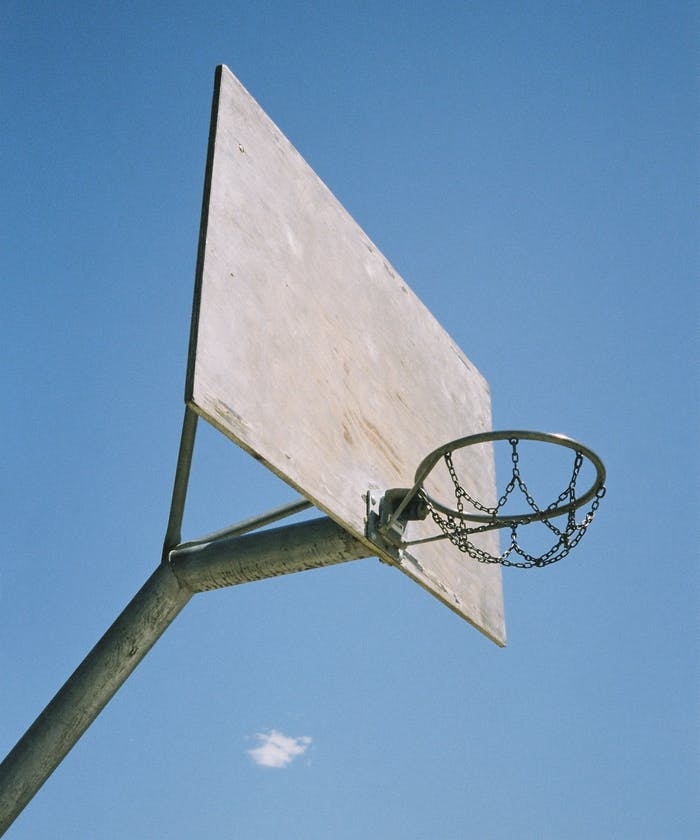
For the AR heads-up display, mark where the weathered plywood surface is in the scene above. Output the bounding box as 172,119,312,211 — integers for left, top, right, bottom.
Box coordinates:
187,65,505,645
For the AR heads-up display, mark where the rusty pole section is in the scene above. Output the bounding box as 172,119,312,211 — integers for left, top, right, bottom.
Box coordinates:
0,516,370,835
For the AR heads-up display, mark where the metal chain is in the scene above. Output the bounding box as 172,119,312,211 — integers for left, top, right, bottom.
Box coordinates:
425,438,606,568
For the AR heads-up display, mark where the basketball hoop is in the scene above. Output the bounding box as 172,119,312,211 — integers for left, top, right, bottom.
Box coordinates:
374,431,606,568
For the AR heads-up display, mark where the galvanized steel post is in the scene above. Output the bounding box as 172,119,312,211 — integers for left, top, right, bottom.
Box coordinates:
0,516,370,835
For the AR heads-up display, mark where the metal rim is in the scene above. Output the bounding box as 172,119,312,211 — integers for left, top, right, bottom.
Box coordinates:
415,430,606,525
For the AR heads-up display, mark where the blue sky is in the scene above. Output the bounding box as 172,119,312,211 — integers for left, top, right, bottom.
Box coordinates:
2,2,698,838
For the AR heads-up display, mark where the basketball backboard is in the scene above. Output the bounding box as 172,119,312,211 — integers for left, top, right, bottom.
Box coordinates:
186,66,505,646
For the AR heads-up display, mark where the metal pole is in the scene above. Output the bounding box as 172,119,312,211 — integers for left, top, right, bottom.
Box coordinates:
0,562,192,836
161,406,198,560
0,516,371,835
171,515,370,592
174,496,314,551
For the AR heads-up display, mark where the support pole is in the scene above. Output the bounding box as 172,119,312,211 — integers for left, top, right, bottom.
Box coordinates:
0,562,192,836
0,516,371,835
171,514,370,592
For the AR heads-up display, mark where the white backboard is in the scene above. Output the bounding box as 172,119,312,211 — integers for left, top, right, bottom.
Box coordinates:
187,66,505,645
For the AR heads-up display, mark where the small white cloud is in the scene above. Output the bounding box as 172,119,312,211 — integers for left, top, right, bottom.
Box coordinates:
247,729,312,768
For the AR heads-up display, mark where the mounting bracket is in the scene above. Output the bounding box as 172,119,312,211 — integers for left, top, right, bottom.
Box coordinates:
366,487,429,553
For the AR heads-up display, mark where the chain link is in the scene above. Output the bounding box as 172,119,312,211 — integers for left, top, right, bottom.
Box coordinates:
425,439,606,568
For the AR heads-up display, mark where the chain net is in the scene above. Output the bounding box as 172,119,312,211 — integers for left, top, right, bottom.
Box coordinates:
423,437,606,568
